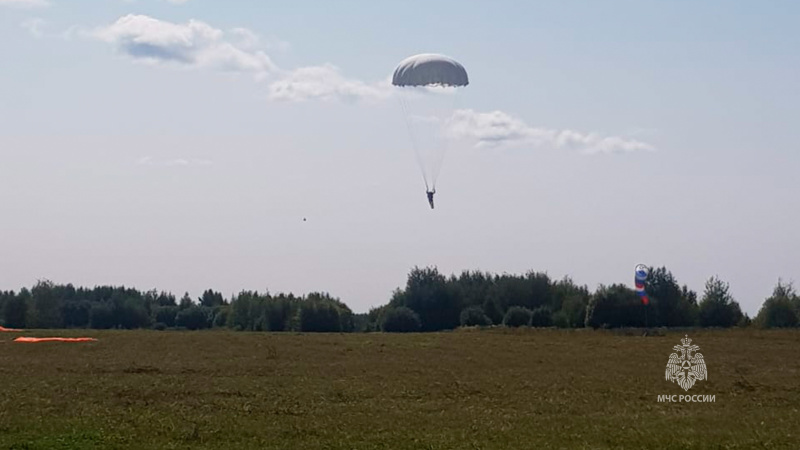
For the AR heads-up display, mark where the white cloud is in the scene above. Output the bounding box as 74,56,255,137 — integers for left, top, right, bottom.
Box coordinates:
446,109,656,154
86,16,407,104
137,156,212,167
91,15,277,79
85,15,653,154
268,64,391,103
231,27,290,53
230,27,259,49
0,0,49,8
20,18,80,40
21,17,45,37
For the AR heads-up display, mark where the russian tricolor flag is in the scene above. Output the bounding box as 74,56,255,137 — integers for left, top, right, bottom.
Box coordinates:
635,266,649,306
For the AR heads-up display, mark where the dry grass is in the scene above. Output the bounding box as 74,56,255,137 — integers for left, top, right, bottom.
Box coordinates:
0,328,798,449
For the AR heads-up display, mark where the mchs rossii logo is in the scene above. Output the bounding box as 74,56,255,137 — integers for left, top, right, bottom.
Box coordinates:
657,335,715,403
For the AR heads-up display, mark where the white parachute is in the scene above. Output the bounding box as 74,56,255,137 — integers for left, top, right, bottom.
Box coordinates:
392,54,469,195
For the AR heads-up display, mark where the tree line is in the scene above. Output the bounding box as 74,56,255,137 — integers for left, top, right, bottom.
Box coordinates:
1,267,799,332
0,283,354,332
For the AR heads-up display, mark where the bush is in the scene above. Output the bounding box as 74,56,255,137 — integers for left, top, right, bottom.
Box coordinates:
381,307,421,333
530,306,553,327
585,284,645,328
152,322,167,331
460,306,492,327
503,306,532,327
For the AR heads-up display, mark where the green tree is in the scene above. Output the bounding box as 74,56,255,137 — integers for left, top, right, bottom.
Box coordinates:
157,291,177,306
365,305,389,332
307,293,354,332
61,301,91,328
229,291,257,330
89,304,115,329
449,270,494,308
153,306,179,328
392,267,460,331
264,295,296,331
552,277,590,328
175,306,212,330
552,310,570,328
179,292,194,310
199,289,225,308
756,281,799,328
353,312,371,332
31,280,63,328
116,297,150,329
0,291,7,324
698,276,743,327
299,299,341,332
489,272,551,312
3,291,28,328
645,267,698,327
213,307,230,327
481,297,504,326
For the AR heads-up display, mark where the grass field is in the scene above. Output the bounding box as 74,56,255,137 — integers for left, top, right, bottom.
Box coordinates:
1,328,798,449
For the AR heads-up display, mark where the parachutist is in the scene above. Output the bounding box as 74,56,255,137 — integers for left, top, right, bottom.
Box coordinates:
426,189,435,209
393,54,467,212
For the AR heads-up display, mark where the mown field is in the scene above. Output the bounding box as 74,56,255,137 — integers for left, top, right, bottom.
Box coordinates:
0,328,798,449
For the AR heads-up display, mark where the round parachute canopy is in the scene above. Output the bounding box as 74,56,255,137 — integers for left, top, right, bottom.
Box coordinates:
392,54,469,87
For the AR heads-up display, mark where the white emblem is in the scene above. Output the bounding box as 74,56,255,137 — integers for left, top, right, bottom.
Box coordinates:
665,335,707,391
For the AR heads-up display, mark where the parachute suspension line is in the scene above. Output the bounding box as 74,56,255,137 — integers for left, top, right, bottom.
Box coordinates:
429,91,462,190
398,92,430,191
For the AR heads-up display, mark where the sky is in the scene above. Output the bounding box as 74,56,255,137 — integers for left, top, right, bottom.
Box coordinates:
1,0,798,314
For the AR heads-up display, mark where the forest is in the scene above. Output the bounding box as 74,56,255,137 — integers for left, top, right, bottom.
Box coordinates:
1,267,799,332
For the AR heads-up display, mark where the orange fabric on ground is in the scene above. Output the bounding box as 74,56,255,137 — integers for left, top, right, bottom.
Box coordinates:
13,337,97,343
0,326,22,332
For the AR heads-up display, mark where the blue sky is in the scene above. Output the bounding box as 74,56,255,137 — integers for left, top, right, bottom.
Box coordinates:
1,0,798,314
